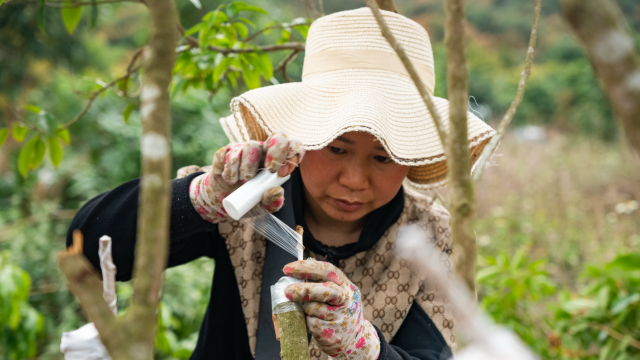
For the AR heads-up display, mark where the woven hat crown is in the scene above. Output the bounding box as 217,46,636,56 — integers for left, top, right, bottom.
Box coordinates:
302,8,436,92
306,8,434,69
224,8,496,189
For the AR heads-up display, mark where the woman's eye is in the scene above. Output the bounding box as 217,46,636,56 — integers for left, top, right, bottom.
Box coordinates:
374,155,392,164
329,146,346,154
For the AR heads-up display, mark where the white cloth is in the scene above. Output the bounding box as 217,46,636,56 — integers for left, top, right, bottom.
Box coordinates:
60,323,111,360
60,235,116,359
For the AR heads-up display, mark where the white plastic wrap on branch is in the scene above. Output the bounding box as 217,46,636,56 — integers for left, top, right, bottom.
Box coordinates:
99,235,117,315
60,323,112,360
61,235,118,359
271,276,305,314
396,224,539,360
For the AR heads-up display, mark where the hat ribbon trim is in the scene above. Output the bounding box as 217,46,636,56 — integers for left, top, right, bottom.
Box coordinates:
301,49,435,95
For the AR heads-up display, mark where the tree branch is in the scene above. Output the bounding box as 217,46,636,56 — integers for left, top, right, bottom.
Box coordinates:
560,0,640,161
243,22,311,43
57,0,178,358
62,50,143,129
127,0,178,354
443,0,476,293
179,25,305,55
275,50,300,83
473,0,541,183
363,0,449,156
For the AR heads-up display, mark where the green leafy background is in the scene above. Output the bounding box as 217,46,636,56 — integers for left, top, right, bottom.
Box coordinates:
0,0,639,359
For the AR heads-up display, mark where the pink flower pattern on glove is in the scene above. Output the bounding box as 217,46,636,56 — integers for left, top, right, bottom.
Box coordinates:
283,259,380,360
187,130,305,223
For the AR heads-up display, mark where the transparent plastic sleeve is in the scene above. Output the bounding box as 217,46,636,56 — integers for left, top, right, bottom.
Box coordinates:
271,276,305,315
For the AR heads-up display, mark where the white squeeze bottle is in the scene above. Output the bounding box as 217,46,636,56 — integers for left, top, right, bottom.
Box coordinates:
223,170,290,220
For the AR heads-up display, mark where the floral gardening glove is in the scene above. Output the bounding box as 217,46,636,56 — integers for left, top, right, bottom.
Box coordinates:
187,130,305,223
283,259,380,360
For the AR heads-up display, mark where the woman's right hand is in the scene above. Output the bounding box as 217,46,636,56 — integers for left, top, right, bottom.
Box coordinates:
187,130,305,223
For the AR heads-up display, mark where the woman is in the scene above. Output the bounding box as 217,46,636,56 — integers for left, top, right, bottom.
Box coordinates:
69,8,495,360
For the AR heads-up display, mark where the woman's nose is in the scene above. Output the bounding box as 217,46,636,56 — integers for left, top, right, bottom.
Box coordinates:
338,163,369,191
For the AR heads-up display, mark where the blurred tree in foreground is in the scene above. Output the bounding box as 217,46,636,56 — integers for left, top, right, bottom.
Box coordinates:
0,0,639,359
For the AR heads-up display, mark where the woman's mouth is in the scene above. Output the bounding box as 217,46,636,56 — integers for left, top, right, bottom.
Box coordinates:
332,198,364,212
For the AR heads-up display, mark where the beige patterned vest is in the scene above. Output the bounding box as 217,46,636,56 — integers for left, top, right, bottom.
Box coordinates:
218,186,455,359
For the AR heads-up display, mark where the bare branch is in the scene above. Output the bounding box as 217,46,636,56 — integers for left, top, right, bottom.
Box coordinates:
210,42,305,54
179,25,305,55
130,0,178,331
243,22,311,43
560,0,640,161
61,65,141,129
363,0,449,156
443,0,477,293
275,50,300,83
473,0,542,183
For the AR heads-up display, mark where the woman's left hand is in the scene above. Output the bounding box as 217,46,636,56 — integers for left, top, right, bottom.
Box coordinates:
283,259,380,359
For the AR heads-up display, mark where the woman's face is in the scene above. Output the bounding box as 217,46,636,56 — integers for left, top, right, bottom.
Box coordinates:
300,132,410,223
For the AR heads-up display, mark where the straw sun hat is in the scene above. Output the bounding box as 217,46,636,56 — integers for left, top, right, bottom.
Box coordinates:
220,7,496,188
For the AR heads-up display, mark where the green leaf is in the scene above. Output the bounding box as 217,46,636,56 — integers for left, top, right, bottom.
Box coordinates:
257,53,273,80
90,2,98,28
24,105,41,114
607,253,640,271
61,0,83,34
294,24,310,39
0,128,8,147
38,112,58,137
30,138,46,169
9,302,20,330
123,104,135,124
476,266,501,282
185,22,203,36
56,128,70,144
611,293,640,314
231,2,268,14
213,57,232,84
561,299,597,314
0,0,5,7
241,61,261,89
49,137,63,167
234,22,248,39
18,138,36,178
188,0,202,9
238,17,255,29
12,124,28,142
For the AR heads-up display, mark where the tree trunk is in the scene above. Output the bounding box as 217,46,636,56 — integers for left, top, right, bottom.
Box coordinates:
443,0,476,293
58,0,179,358
274,303,309,360
560,0,640,161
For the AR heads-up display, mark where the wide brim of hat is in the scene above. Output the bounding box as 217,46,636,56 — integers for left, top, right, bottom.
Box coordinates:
223,69,495,189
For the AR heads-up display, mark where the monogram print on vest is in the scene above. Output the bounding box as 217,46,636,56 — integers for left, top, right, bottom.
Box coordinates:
222,186,455,359
219,219,266,358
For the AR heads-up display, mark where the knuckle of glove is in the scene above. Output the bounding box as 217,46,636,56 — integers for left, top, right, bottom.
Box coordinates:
261,186,284,213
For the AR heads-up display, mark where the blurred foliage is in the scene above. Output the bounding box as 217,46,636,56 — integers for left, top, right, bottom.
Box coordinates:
0,252,44,360
478,250,640,360
0,0,639,358
478,246,557,357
